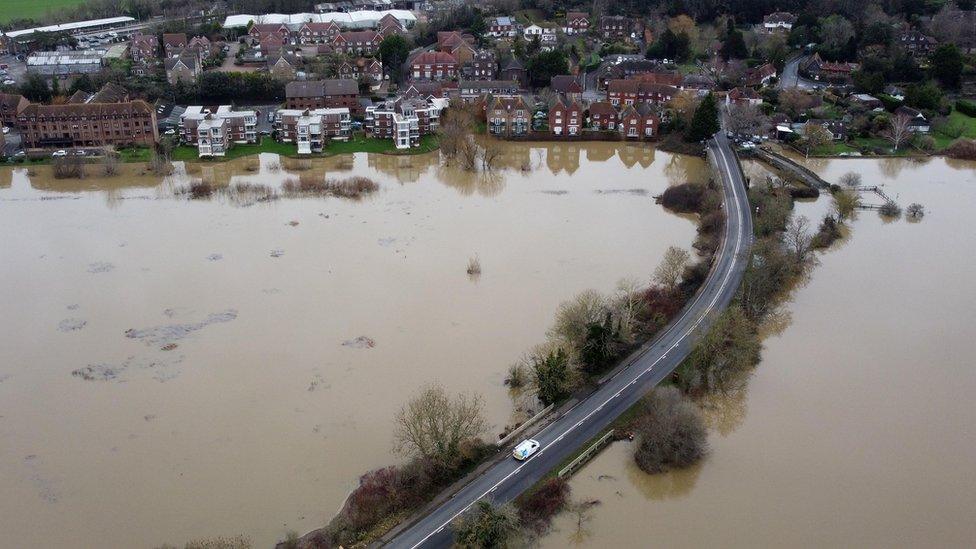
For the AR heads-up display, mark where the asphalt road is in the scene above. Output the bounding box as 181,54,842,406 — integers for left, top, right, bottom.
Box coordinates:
778,55,819,91
388,133,754,548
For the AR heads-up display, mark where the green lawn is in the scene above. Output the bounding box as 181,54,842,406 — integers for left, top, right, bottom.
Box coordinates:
161,134,439,162
170,138,297,161
323,133,439,155
932,110,976,150
0,0,86,23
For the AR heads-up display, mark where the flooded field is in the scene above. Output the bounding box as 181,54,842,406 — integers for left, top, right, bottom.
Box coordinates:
543,156,976,548
0,142,705,547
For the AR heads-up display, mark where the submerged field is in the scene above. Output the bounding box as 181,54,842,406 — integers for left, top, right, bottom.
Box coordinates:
0,142,705,547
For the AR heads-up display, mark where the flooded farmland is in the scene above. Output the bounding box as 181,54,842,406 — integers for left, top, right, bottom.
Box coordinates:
542,156,976,548
0,142,705,547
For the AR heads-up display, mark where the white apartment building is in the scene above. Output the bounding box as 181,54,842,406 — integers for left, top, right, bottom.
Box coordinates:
275,107,351,154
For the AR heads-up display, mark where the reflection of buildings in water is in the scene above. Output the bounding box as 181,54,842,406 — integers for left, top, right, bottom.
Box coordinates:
495,143,532,172
615,142,655,169
545,142,581,176
584,142,616,163
367,150,440,183
0,167,12,189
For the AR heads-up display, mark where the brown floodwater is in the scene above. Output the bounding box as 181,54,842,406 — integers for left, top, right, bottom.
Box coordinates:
542,156,976,548
0,142,706,547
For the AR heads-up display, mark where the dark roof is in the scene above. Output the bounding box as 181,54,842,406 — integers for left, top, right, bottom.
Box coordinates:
0,93,28,111
20,100,155,118
162,33,187,48
285,79,358,98
550,75,582,93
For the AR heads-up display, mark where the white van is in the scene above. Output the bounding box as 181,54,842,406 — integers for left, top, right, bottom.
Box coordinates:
513,439,540,461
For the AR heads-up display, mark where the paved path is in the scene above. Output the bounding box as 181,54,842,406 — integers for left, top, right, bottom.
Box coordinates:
386,133,754,548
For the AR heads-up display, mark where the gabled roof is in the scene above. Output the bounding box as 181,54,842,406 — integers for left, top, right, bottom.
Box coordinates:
411,50,458,65
550,75,582,93
286,79,358,97
588,101,617,117
162,33,188,48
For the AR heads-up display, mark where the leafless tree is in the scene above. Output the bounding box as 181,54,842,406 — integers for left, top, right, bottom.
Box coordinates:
784,215,814,266
458,136,479,171
929,3,966,44
820,15,855,50
906,203,926,219
100,153,120,176
838,172,861,187
726,103,769,138
633,386,707,474
481,139,503,171
778,89,816,117
882,113,914,151
801,122,832,157
653,246,691,291
393,384,488,465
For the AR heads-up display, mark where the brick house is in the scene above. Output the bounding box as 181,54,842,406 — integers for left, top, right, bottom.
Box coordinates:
297,21,342,45
726,86,763,106
130,33,159,65
18,100,158,149
600,16,629,39
410,51,459,81
488,16,517,38
606,79,678,106
499,58,527,87
0,92,30,128
745,63,777,87
162,33,188,56
549,95,584,136
587,101,618,131
268,53,300,80
463,49,497,80
366,97,445,149
331,30,383,55
563,11,590,35
619,103,659,138
550,75,583,103
165,54,201,84
762,12,797,33
485,95,530,137
249,24,291,45
187,36,212,58
275,107,351,153
436,31,475,52
379,13,406,36
285,79,361,114
339,57,383,84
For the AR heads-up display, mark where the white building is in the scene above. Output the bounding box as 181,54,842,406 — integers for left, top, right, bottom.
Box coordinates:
275,107,351,154
223,10,416,30
196,117,228,157
181,106,258,157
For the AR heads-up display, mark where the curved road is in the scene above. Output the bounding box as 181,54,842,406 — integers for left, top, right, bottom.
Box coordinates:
388,133,753,548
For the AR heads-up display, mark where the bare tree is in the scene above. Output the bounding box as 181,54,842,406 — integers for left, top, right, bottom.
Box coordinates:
784,215,814,267
653,246,691,291
393,384,488,464
801,122,832,158
458,136,479,171
633,386,707,474
778,89,816,117
101,153,120,176
838,172,861,187
906,203,926,219
612,278,648,345
481,139,503,171
726,103,769,139
929,3,966,44
882,113,914,151
820,15,855,50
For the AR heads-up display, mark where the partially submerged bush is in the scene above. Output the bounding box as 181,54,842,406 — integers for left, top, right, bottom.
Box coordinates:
811,214,842,249
906,202,925,219
879,200,902,218
282,175,379,199
188,181,214,199
633,386,707,474
505,363,526,388
660,182,706,213
467,256,482,275
53,156,86,179
515,477,570,532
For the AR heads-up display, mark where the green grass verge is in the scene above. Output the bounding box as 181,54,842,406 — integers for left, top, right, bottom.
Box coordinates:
0,0,85,23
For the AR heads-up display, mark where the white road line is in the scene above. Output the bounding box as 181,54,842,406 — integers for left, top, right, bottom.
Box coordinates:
407,138,747,549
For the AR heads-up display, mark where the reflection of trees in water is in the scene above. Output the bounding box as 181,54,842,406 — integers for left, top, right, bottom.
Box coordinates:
435,164,506,197
627,451,703,500
697,380,750,437
663,154,692,187
367,151,439,183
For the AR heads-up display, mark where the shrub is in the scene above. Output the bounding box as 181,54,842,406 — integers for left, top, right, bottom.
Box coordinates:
659,182,706,213
466,256,482,275
101,154,120,176
946,139,976,159
879,200,902,218
906,203,925,219
956,99,976,118
811,214,842,249
516,478,570,532
188,181,214,199
282,176,380,199
505,364,526,388
788,185,820,199
52,156,86,179
838,172,861,187
633,386,707,474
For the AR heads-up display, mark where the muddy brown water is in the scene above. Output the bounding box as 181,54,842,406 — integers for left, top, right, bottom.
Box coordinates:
541,156,976,548
0,143,705,547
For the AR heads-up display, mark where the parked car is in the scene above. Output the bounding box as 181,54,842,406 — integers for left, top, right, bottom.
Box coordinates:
52,150,68,157
513,439,540,460
164,128,176,135
3,80,15,86
1,127,8,134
